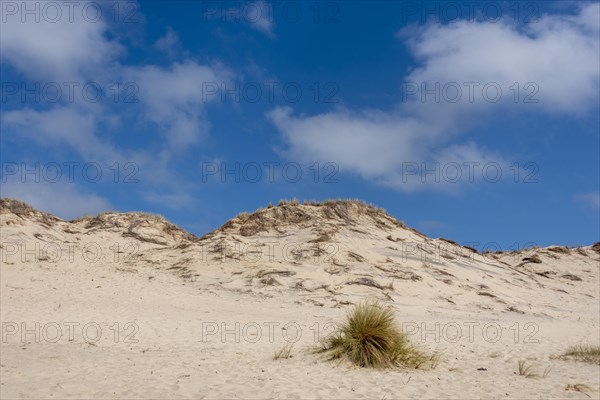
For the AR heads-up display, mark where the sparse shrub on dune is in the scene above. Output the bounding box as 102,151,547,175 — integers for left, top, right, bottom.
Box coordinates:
316,302,436,369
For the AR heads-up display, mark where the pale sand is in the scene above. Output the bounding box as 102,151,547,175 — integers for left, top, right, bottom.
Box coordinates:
1,199,598,399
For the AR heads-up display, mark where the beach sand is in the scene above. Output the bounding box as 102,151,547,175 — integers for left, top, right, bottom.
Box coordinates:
1,199,598,399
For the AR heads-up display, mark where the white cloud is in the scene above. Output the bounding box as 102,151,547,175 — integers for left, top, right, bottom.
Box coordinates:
1,9,230,191
268,106,428,177
403,2,600,114
405,3,599,116
154,27,183,58
122,61,232,149
0,3,237,212
204,0,275,37
269,4,599,192
268,107,504,192
2,106,121,160
0,103,198,190
0,1,122,82
245,1,275,37
1,4,229,154
0,180,112,220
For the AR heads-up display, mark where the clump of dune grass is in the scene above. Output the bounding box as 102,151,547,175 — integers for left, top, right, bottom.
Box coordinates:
565,383,594,397
277,198,299,206
561,345,600,365
303,199,319,206
517,360,551,378
236,211,250,220
273,343,293,360
316,302,435,369
517,359,538,377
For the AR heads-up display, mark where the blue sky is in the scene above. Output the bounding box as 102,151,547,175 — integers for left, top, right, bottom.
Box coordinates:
1,1,599,249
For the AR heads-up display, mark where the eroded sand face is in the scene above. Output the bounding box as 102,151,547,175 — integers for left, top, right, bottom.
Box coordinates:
1,199,599,399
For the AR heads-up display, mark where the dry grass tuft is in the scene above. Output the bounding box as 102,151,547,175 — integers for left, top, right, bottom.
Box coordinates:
463,245,479,254
517,360,551,378
303,199,320,206
273,343,294,360
277,198,299,206
1,198,61,226
236,211,250,220
346,277,393,291
565,383,594,397
316,302,435,369
561,345,600,365
548,246,571,254
517,359,537,377
522,255,542,264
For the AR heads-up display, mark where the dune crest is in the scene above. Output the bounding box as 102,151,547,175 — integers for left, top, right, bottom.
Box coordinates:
2,198,598,314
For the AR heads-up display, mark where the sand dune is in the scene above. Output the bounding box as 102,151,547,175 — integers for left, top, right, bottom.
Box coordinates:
1,198,598,399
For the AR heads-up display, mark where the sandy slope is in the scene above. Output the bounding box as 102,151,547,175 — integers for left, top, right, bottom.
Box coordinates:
1,198,599,399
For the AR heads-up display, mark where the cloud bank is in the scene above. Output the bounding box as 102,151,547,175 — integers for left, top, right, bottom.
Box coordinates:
269,3,600,192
